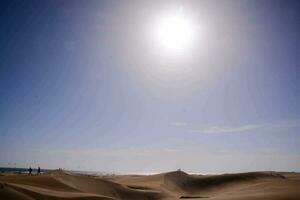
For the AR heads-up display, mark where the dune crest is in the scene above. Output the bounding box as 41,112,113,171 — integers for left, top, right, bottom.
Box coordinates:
1,170,300,200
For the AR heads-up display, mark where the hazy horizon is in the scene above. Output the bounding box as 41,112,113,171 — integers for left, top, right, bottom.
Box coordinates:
1,0,300,174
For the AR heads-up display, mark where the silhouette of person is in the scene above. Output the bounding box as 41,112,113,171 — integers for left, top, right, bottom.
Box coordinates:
29,167,32,175
38,166,41,175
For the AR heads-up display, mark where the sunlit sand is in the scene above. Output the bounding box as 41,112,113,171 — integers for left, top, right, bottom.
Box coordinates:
1,170,299,200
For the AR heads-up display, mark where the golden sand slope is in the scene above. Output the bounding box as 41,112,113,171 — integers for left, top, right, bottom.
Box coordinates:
109,171,300,199
1,170,299,200
0,170,162,200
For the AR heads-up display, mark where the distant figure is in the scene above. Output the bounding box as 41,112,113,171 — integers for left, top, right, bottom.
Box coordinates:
37,166,41,175
29,167,32,175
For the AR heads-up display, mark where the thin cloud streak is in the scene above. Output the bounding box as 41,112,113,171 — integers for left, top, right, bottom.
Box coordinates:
170,122,188,126
188,120,300,134
190,124,261,134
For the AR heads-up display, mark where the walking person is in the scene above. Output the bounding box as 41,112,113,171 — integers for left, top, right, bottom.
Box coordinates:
37,166,41,175
29,167,32,175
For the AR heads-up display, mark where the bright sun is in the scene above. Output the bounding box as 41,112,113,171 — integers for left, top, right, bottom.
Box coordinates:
156,12,193,53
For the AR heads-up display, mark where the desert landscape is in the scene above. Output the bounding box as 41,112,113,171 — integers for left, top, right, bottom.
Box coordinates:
1,1,300,200
1,170,300,200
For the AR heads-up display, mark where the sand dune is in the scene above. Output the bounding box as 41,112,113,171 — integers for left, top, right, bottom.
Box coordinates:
1,170,299,200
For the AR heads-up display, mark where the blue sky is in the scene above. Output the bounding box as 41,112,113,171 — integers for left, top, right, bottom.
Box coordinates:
1,0,300,173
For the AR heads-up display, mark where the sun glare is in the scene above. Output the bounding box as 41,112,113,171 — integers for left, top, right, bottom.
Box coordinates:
156,11,193,53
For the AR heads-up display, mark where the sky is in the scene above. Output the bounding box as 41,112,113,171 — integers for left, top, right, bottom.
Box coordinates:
1,0,300,174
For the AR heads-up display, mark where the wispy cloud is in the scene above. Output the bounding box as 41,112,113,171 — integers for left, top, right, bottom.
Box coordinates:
170,122,188,126
190,124,260,134
189,120,300,134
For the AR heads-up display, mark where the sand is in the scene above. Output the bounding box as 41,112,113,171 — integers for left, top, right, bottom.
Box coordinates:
0,170,299,200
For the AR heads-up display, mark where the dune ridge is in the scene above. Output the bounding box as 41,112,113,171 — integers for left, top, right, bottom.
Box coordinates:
164,171,285,192
1,170,299,200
